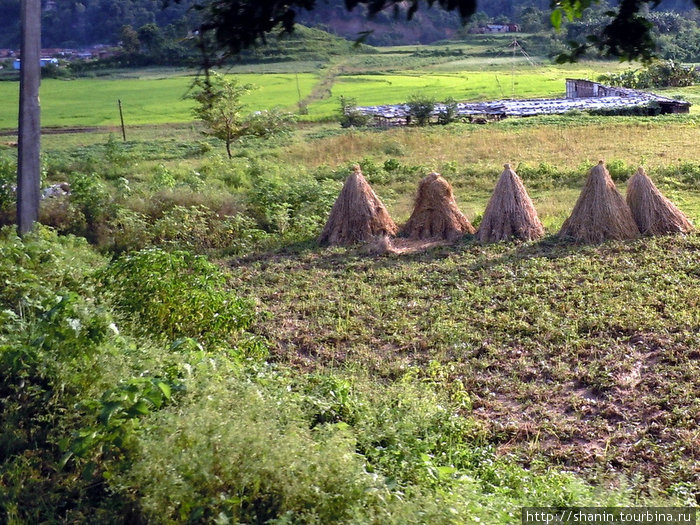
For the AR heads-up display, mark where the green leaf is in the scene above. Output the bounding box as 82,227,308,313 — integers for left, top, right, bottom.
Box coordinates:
550,9,563,30
58,451,73,470
129,399,150,415
99,400,123,425
157,381,172,400
437,466,457,478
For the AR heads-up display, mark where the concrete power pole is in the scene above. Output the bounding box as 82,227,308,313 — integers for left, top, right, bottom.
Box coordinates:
17,0,41,235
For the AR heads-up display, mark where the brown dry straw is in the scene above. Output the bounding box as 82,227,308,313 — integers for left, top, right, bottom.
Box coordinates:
476,163,544,242
626,166,693,235
318,165,398,246
559,160,639,242
400,172,475,241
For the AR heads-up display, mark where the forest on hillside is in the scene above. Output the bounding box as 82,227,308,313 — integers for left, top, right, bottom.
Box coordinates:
0,0,699,64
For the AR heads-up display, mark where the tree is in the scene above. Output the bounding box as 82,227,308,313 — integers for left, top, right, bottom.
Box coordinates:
190,0,700,63
406,94,436,126
138,23,165,56
190,73,251,158
190,73,295,158
120,24,141,54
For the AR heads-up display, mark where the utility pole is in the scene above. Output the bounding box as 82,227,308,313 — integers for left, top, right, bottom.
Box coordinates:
17,0,41,235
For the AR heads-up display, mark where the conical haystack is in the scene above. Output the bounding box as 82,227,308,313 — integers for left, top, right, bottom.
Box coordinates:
626,167,693,235
476,164,544,242
400,172,475,241
559,160,639,243
319,165,398,246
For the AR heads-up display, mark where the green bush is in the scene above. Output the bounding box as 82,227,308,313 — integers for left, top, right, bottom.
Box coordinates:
113,365,656,524
247,170,338,238
0,153,16,216
0,227,130,523
97,248,256,344
407,94,436,126
339,96,372,128
68,171,114,234
437,97,460,125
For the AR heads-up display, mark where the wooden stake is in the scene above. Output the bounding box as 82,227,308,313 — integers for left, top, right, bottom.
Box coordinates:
118,99,126,141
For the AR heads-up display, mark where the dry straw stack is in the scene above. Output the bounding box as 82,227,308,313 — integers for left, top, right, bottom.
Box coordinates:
626,167,693,235
476,164,544,242
318,165,398,246
559,160,639,242
400,172,475,241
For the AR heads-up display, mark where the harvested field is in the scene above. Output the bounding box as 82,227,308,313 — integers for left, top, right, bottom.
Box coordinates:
228,235,700,492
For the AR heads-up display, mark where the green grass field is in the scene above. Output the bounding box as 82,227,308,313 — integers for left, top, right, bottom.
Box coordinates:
0,72,318,128
1,49,696,129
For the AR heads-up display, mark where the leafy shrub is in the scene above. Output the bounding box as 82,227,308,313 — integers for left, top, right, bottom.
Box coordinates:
149,205,267,253
114,365,651,524
0,153,16,218
0,226,104,314
244,108,296,137
68,171,114,231
605,158,631,182
0,227,126,523
598,60,699,89
407,93,436,126
107,208,152,254
149,164,178,190
247,170,338,237
97,248,256,344
339,95,372,128
199,154,250,188
437,97,460,125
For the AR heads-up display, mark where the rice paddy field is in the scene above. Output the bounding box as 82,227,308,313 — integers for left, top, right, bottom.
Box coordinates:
0,71,319,128
1,41,697,129
1,39,700,522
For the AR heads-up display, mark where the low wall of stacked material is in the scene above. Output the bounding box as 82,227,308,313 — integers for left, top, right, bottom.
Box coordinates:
354,79,691,126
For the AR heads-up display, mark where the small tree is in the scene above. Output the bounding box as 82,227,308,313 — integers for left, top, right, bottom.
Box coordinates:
406,94,436,126
190,73,251,158
190,73,295,158
437,97,459,125
339,95,371,128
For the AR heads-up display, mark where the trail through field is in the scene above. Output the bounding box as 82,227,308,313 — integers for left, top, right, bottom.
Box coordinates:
298,59,349,111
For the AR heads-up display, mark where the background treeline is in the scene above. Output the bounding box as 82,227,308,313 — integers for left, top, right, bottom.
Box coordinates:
1,0,699,62
0,0,199,49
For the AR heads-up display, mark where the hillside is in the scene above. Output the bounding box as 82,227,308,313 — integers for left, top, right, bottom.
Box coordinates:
1,0,698,50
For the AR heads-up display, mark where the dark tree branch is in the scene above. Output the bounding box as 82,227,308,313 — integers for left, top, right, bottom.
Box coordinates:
183,0,700,64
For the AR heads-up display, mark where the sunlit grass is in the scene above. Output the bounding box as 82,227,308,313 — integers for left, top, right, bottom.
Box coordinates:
0,72,318,128
284,118,700,172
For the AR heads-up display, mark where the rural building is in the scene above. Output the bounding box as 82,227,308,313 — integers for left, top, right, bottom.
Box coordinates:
471,24,519,34
12,57,59,70
565,78,690,114
353,79,691,126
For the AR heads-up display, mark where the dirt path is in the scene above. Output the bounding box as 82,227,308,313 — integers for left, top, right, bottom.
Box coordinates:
0,126,113,137
297,59,348,112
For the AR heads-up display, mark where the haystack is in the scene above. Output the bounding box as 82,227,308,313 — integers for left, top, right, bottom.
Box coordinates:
400,172,475,241
476,164,544,242
626,167,693,235
318,165,398,246
559,160,639,242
